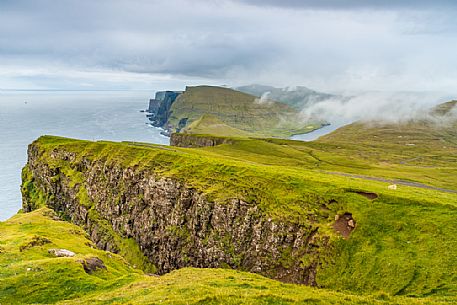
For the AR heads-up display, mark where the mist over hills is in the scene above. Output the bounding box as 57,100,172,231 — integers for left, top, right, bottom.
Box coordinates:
235,84,335,110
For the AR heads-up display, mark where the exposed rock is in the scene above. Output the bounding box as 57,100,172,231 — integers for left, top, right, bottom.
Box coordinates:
170,133,234,148
78,257,106,274
333,213,356,239
48,248,75,257
147,91,182,128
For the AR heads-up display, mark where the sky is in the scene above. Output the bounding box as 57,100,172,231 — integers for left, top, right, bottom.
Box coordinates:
1,0,457,93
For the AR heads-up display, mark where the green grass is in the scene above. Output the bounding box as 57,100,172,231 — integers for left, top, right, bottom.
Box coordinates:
1,209,454,304
0,209,142,304
183,114,252,137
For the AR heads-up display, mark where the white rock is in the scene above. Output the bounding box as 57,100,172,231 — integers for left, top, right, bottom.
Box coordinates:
48,248,75,257
388,184,397,190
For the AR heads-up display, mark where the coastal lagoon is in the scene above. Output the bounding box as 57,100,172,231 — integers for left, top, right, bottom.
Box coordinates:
290,123,346,141
0,91,168,220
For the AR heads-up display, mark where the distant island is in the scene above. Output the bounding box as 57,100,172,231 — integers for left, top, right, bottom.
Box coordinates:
144,85,328,138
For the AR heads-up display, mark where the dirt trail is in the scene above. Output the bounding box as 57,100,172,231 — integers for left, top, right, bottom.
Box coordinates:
324,171,457,194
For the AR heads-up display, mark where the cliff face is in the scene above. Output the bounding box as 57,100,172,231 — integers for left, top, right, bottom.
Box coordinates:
22,138,331,285
147,91,182,128
170,133,234,148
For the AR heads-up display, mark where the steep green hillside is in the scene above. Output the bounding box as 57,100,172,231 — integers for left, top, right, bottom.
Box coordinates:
167,85,321,137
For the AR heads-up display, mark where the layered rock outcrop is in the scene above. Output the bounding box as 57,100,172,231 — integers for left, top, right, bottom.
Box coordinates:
170,133,234,148
147,91,182,128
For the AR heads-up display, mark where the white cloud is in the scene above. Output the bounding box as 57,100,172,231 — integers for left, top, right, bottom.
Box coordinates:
299,91,449,124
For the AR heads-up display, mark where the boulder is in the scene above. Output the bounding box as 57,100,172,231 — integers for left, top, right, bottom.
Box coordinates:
79,257,107,274
48,248,75,257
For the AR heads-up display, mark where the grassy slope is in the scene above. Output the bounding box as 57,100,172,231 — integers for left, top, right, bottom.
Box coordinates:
311,113,457,190
167,85,321,137
183,114,251,137
199,138,457,192
17,135,457,301
1,208,452,305
432,100,457,116
0,208,142,304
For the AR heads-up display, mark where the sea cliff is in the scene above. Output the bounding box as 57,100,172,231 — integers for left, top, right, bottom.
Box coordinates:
21,136,336,284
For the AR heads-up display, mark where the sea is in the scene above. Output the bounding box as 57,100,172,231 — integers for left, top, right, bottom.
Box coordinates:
0,91,168,221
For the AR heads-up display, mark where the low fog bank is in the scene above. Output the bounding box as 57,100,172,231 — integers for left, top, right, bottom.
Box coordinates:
298,91,457,127
254,92,274,105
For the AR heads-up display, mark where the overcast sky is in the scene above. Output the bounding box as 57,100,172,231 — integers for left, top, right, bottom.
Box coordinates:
1,0,457,93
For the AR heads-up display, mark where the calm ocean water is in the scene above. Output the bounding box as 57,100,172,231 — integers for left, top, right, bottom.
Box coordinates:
0,91,168,221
